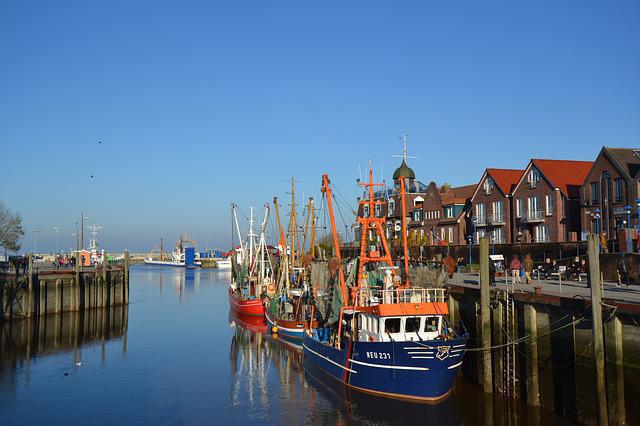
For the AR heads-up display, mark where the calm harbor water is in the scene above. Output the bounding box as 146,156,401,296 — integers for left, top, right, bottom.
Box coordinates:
1,267,570,425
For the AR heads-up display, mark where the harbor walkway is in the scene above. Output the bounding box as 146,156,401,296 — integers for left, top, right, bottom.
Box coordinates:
447,272,640,305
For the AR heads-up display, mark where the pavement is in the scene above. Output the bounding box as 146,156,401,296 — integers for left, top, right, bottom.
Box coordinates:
447,272,640,304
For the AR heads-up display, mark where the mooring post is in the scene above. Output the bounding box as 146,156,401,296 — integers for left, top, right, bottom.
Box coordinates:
587,234,608,426
55,279,62,314
493,297,504,393
606,316,626,425
124,251,130,305
479,236,493,393
447,293,456,329
39,280,46,316
102,250,107,282
524,304,540,406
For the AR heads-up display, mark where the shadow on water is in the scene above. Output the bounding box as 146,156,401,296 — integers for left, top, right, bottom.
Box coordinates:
228,310,571,426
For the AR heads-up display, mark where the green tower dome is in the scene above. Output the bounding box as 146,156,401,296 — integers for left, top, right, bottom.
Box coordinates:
393,159,415,180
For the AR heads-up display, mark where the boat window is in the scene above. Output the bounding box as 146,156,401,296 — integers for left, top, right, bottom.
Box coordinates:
405,317,421,333
425,317,439,333
384,318,401,334
372,317,378,333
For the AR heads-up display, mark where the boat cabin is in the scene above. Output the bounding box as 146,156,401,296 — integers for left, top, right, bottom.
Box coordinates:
357,313,444,342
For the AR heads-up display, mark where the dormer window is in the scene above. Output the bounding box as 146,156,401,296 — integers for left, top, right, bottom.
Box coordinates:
388,199,395,216
483,177,494,195
363,205,370,218
528,169,540,188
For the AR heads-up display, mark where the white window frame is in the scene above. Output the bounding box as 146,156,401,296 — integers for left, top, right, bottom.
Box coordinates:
545,194,554,216
516,198,523,218
388,199,395,216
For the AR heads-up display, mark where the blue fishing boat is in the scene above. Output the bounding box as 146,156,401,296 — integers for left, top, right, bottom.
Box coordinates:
303,167,467,402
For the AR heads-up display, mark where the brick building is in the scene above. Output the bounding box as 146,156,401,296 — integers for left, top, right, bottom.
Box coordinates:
511,159,592,243
436,184,476,244
469,169,524,244
580,147,640,241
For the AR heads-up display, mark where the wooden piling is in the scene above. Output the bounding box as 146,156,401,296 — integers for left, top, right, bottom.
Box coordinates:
55,279,62,314
606,316,626,425
28,253,33,291
124,251,130,305
493,298,504,393
39,280,46,316
479,236,493,393
524,304,540,406
587,234,608,426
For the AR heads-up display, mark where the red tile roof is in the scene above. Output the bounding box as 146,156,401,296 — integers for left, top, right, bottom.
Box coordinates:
442,184,476,204
531,159,593,198
486,169,524,195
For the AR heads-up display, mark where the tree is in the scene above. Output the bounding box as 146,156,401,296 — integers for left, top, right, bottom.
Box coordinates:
0,202,24,252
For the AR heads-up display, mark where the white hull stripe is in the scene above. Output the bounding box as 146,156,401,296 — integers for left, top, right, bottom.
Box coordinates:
452,344,466,348
410,356,433,359
349,359,429,371
303,344,357,374
448,361,463,369
403,347,433,350
451,349,465,353
407,351,434,355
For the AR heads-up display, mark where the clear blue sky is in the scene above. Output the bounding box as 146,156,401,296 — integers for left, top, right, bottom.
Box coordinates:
1,0,639,253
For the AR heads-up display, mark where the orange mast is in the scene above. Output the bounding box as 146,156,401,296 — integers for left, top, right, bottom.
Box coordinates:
321,174,348,306
356,166,394,299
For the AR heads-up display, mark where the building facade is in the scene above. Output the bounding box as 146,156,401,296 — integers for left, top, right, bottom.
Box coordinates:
469,169,523,244
511,159,592,243
580,147,640,240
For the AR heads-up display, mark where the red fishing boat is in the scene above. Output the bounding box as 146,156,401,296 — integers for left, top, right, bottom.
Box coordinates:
228,287,265,316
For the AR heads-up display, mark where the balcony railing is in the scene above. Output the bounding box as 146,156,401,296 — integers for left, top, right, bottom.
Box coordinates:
520,210,545,223
357,288,446,306
475,215,488,226
486,213,505,225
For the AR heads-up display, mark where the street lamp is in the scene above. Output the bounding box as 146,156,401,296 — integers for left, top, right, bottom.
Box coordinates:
624,205,632,253
593,208,601,235
52,227,59,254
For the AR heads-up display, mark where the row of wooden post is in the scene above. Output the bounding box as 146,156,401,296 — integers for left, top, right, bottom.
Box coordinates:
9,251,130,319
477,235,619,426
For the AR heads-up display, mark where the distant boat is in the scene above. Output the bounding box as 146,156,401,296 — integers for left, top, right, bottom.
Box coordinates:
215,258,231,269
144,234,202,268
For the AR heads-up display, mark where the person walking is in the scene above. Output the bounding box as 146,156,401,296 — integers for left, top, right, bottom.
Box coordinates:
600,231,609,254
510,255,522,286
524,254,533,284
488,254,496,286
617,253,630,288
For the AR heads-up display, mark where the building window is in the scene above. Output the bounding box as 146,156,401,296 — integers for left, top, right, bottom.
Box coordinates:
534,224,550,242
388,199,395,216
444,206,454,218
528,168,540,187
475,203,485,222
483,177,494,194
448,227,454,242
516,198,523,218
494,228,504,244
545,194,554,216
590,182,599,204
413,210,423,221
363,205,369,218
614,178,624,202
374,204,382,217
492,201,503,222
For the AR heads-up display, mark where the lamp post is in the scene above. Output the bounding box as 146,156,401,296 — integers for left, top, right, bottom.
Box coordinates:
491,234,495,255
468,235,472,271
473,217,478,244
624,205,632,253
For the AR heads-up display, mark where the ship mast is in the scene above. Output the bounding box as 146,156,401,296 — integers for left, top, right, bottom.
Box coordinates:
248,206,256,273
273,196,286,253
288,178,296,279
320,174,348,306
231,203,244,264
